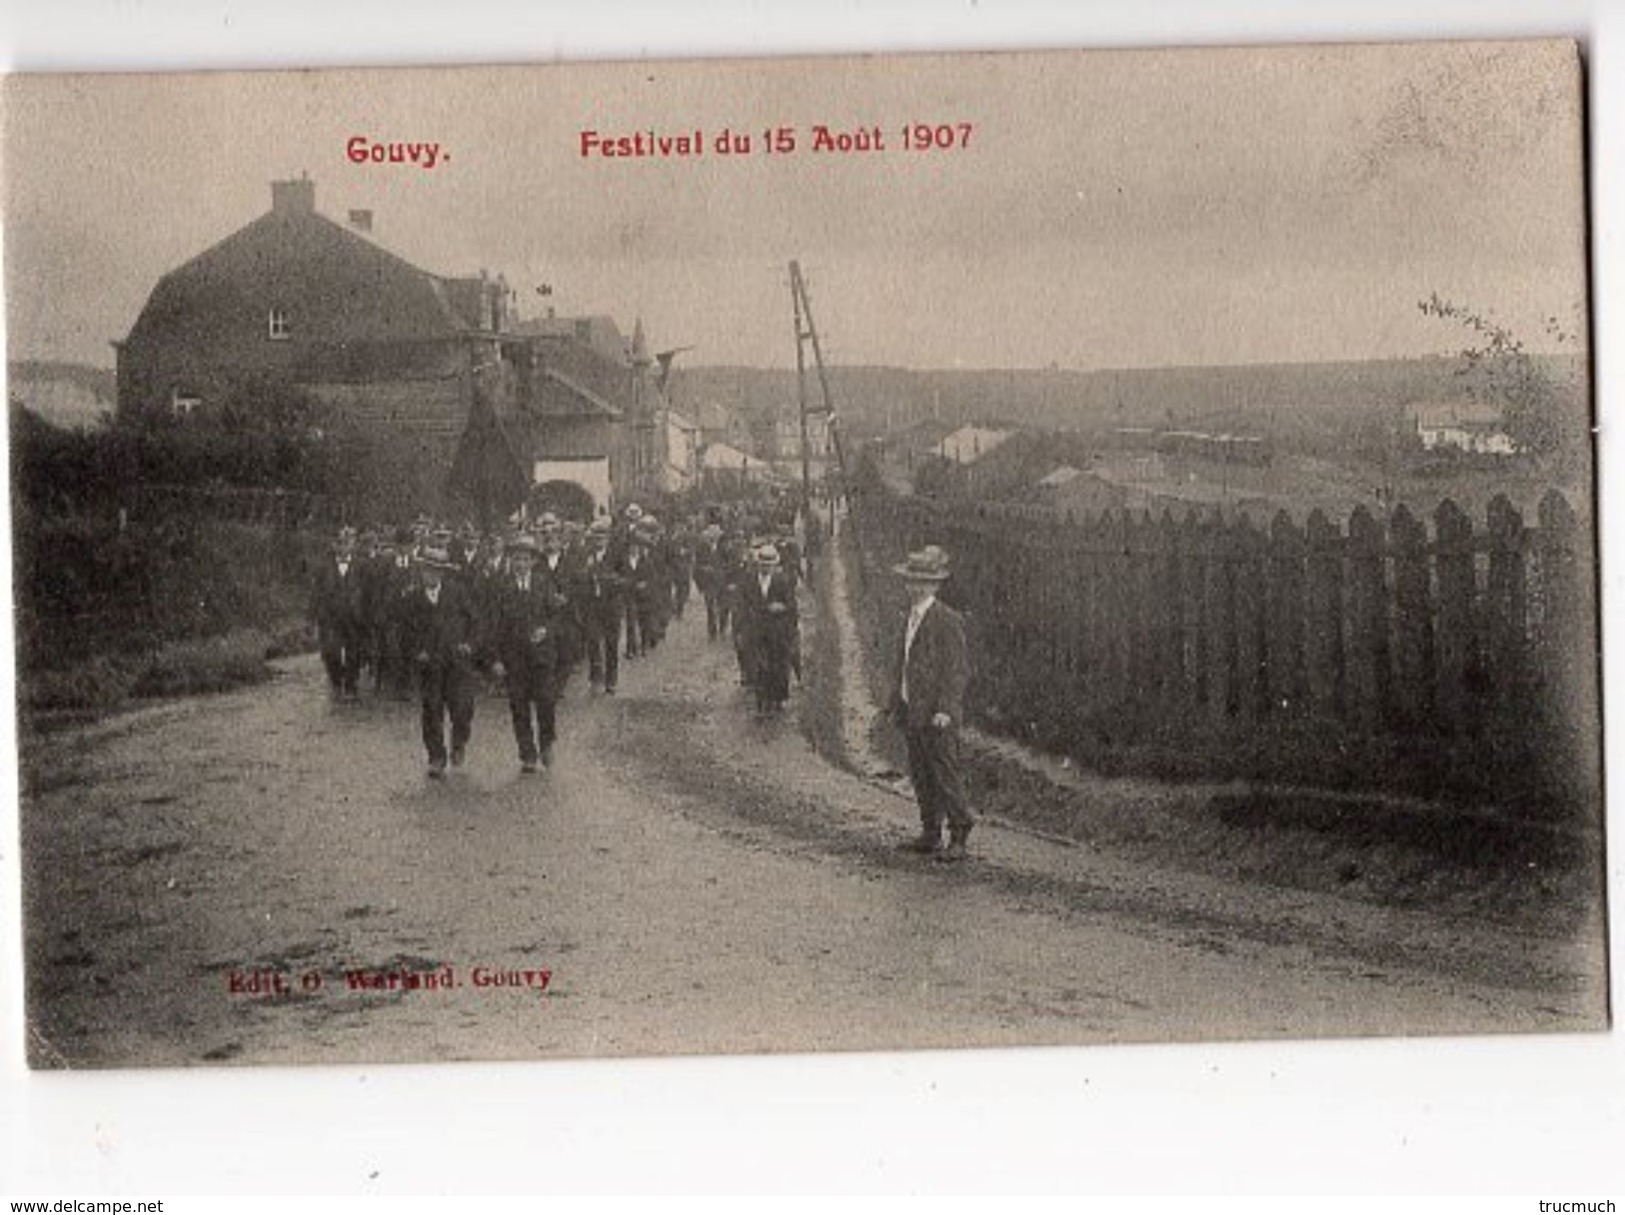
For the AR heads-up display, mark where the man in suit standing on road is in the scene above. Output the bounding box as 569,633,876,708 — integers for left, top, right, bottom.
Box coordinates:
692,522,728,641
533,513,581,681
576,518,623,693
310,524,367,700
889,545,975,862
617,525,659,660
405,545,479,779
487,533,566,774
377,527,420,700
737,541,799,714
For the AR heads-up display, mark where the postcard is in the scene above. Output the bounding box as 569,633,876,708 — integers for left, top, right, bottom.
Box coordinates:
4,39,1604,1071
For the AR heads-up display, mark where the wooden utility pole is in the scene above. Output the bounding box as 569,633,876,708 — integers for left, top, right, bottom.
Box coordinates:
792,261,813,516
788,260,850,510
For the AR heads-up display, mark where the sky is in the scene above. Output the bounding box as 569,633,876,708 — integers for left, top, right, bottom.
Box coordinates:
1,40,1590,372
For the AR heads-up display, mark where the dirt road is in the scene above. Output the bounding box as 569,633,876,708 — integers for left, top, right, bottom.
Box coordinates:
19,579,1604,1069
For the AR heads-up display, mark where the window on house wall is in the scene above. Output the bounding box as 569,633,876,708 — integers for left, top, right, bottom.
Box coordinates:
171,389,201,418
268,307,291,341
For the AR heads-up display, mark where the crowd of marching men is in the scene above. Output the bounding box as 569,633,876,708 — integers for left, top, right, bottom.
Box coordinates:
308,500,812,777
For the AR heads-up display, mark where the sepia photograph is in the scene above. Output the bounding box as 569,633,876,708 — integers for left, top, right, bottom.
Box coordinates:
3,37,1607,1085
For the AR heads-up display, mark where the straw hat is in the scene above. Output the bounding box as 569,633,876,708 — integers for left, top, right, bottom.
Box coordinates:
892,545,951,581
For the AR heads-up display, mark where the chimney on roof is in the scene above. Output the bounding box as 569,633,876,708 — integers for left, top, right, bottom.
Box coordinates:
347,208,373,233
272,175,316,215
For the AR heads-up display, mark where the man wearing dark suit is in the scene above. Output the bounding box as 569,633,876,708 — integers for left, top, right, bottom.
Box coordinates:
357,528,394,695
737,542,800,714
533,515,581,679
377,528,420,700
888,545,975,861
667,521,694,620
722,529,753,681
575,519,623,693
404,546,479,778
691,523,728,640
486,534,566,773
616,531,658,659
636,516,672,652
310,525,366,699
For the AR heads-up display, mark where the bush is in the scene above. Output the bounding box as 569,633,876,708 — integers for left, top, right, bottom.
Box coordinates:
24,655,140,713
15,512,324,718
129,630,276,699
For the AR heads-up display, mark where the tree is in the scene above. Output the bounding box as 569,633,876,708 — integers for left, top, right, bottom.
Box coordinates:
447,381,529,529
912,453,956,498
1418,293,1584,462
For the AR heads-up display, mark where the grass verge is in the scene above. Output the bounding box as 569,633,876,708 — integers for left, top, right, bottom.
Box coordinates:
21,622,312,720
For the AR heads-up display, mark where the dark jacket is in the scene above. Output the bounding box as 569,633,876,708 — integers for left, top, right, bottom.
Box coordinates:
358,554,398,630
403,580,478,670
890,598,968,730
736,568,799,647
310,555,365,632
574,547,623,623
484,572,565,672
615,546,661,608
378,557,419,628
692,537,726,592
536,551,582,664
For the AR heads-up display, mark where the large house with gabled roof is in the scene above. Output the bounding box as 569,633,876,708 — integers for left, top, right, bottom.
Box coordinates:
115,176,511,436
114,177,675,518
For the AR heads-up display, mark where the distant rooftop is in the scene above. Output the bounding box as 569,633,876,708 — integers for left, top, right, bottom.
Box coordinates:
1415,401,1505,429
1036,464,1083,488
512,314,632,366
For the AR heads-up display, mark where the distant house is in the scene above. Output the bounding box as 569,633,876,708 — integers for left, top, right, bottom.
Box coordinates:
699,440,776,493
507,315,629,515
949,428,1056,498
696,400,752,453
770,408,831,483
938,424,1014,465
517,313,640,368
916,427,1097,502
1415,402,1518,456
1044,465,1271,518
1095,450,1167,484
772,409,830,458
1033,444,1270,518
7,361,114,430
884,416,957,472
1038,469,1141,515
661,408,701,493
1107,426,1158,450
508,310,699,514
1154,430,1272,466
1035,465,1084,491
896,417,956,449
510,350,625,517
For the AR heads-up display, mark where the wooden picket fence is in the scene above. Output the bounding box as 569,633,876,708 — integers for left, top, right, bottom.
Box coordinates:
848,464,1598,807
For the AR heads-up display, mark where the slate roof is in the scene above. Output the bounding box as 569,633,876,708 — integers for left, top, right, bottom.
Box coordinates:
124,203,479,351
